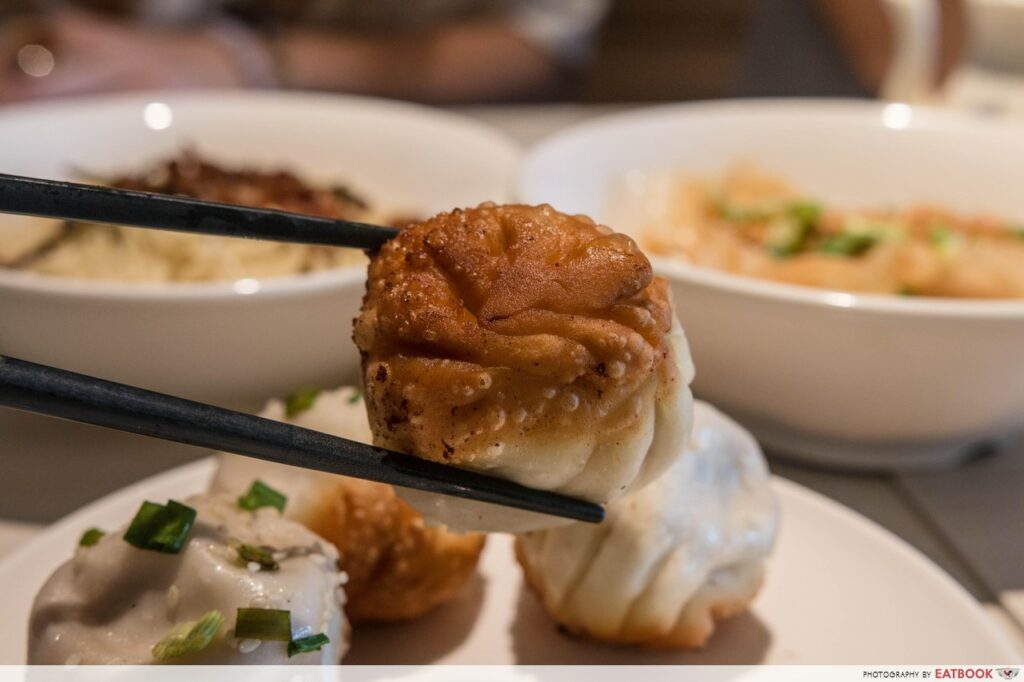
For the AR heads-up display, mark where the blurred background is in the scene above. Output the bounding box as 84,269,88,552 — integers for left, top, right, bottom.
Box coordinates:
0,0,990,107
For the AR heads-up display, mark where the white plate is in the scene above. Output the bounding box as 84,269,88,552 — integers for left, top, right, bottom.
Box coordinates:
0,403,1016,665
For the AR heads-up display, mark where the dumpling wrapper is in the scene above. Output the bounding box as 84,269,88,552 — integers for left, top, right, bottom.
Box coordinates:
516,402,778,648
29,493,347,664
354,204,695,532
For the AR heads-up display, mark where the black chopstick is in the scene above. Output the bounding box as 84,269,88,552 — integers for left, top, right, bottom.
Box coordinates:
0,355,604,524
0,172,400,251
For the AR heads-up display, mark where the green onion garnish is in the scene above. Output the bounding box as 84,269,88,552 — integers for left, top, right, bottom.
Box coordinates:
787,200,821,229
840,216,906,242
928,226,957,253
285,386,322,418
123,500,197,554
347,390,362,405
819,232,878,257
237,480,287,512
1013,227,1024,240
78,528,104,547
716,197,821,229
899,285,918,296
288,633,330,658
769,218,815,258
152,610,224,661
236,544,279,571
714,198,775,223
235,608,292,642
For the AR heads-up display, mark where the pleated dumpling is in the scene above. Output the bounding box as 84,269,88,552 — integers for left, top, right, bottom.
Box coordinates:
515,402,778,649
211,387,485,623
354,203,695,532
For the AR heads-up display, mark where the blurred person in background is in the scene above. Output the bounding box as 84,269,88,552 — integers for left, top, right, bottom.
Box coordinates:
0,0,609,104
738,0,966,98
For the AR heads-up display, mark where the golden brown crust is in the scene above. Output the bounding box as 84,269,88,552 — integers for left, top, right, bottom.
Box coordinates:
515,538,763,650
306,477,485,622
354,203,677,469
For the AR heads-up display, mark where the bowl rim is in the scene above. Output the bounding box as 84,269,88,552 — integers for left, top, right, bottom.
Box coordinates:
521,97,1024,321
0,264,370,301
651,256,1024,319
0,89,519,302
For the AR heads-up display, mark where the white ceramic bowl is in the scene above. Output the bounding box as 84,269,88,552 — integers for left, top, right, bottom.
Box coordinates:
520,99,1024,470
0,91,519,409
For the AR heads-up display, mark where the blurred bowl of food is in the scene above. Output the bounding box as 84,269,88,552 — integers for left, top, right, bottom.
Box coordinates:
519,99,1024,470
0,91,519,409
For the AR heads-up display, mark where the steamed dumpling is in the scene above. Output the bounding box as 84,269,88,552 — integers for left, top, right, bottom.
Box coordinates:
29,494,347,664
354,203,695,531
515,402,778,649
211,386,485,622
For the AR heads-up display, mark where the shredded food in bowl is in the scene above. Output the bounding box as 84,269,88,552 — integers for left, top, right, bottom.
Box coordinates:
2,152,388,283
628,165,1024,299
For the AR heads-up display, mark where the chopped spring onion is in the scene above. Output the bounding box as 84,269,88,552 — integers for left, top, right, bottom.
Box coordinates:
839,215,907,243
78,528,104,547
347,390,362,404
123,500,197,554
716,197,820,227
787,200,822,229
714,197,777,223
288,633,330,658
152,610,224,661
237,480,287,512
285,386,322,418
1014,227,1024,240
928,226,957,253
765,201,822,258
899,285,918,296
235,608,292,642
769,219,815,258
819,232,879,257
236,544,279,571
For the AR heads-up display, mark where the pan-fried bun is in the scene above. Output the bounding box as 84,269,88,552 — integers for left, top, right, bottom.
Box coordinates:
211,387,484,622
354,204,695,532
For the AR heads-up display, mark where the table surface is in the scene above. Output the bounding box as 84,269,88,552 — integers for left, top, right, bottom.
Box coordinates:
2,101,1023,660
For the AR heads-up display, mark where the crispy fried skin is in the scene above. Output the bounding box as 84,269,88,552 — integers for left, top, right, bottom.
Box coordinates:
305,476,485,622
354,203,677,475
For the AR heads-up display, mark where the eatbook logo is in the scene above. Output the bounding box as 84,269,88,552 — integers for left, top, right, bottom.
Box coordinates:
997,669,1020,680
